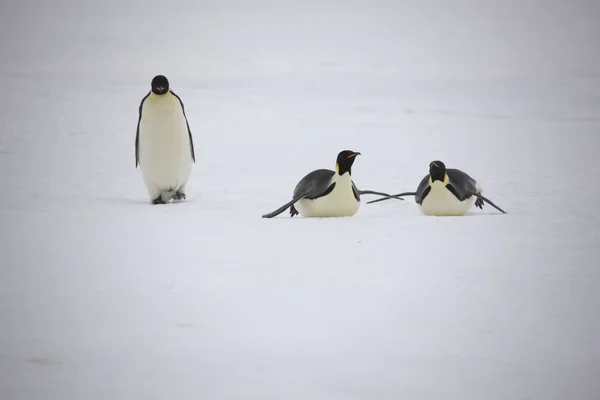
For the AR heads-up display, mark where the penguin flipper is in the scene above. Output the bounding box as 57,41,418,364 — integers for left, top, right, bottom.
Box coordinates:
262,193,308,218
135,133,139,168
366,192,417,204
170,90,195,163
368,175,430,204
358,189,406,202
262,182,340,218
471,193,507,214
135,92,151,168
305,182,336,200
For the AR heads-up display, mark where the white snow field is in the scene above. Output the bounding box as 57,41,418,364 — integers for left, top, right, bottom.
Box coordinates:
2,0,600,399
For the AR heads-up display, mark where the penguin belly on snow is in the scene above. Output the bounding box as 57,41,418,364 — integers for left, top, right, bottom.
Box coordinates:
135,75,196,204
419,179,480,216
293,171,360,217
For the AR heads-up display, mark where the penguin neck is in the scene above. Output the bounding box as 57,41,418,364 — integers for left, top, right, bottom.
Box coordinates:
150,91,171,99
335,163,353,177
429,172,449,184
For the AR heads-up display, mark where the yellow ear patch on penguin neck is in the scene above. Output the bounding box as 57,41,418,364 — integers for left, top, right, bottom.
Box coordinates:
335,163,340,173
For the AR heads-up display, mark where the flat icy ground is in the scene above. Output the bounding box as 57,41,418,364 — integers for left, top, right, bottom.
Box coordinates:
1,0,600,399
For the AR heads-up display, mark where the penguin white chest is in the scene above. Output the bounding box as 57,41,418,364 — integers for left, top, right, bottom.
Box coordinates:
138,93,192,194
295,173,360,217
419,181,475,216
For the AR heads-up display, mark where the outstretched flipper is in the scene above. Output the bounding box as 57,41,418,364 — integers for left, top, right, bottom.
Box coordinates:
262,193,308,218
366,192,417,204
263,180,339,219
357,189,406,201
471,193,507,214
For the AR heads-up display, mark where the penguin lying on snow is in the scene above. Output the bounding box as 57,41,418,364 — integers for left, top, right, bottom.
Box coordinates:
367,160,507,216
262,150,404,218
135,75,196,204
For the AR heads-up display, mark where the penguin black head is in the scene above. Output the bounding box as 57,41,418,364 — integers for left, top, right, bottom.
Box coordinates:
151,75,169,95
429,160,447,182
336,150,361,176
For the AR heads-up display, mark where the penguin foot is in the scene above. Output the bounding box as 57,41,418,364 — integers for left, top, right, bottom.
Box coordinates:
152,196,166,205
290,205,299,217
475,197,484,209
174,192,186,201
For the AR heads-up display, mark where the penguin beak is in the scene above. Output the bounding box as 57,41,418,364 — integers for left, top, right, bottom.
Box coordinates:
347,152,361,158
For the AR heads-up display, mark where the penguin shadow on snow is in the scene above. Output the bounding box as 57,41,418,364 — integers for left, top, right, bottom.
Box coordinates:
101,195,194,207
367,160,507,216
261,150,405,218
134,75,196,205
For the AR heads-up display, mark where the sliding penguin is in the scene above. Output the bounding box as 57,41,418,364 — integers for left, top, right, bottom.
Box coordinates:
135,75,196,204
367,160,506,216
262,150,403,218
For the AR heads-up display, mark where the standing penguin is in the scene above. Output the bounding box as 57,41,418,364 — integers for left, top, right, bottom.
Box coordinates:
135,75,195,204
367,160,507,216
262,150,403,218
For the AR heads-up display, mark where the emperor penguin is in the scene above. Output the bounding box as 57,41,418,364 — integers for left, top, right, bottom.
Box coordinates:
262,150,403,218
135,75,196,204
367,160,507,216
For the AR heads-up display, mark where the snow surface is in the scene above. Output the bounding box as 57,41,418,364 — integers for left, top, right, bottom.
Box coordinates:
1,0,600,399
